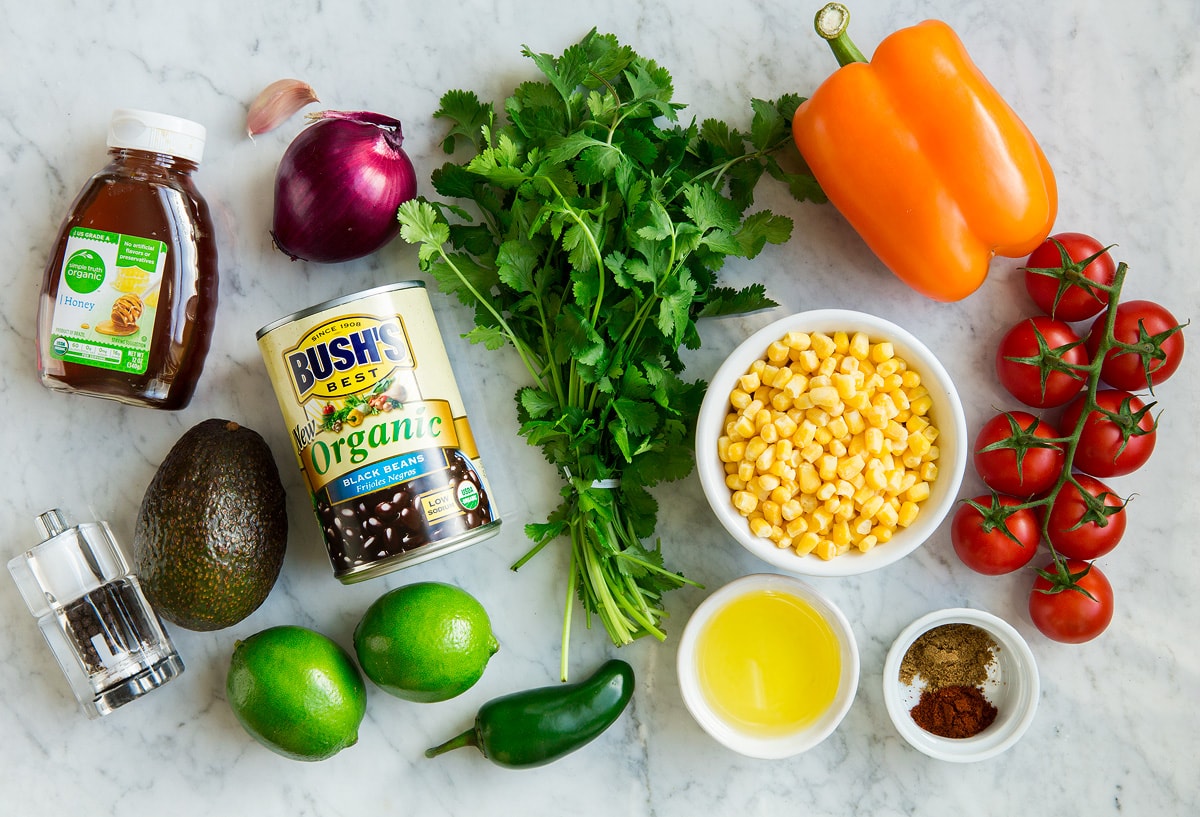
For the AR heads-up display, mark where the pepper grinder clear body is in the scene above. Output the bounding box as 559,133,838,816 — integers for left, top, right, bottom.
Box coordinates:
7,508,184,718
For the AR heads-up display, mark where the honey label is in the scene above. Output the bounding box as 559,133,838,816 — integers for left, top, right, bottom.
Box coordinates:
46,227,165,375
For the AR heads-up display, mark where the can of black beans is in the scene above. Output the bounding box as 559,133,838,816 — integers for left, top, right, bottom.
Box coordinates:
256,281,500,583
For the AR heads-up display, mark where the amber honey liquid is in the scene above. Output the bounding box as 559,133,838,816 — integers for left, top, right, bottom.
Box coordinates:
37,148,218,409
696,589,842,735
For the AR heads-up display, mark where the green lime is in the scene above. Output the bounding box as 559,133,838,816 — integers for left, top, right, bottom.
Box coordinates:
353,581,499,703
226,625,366,762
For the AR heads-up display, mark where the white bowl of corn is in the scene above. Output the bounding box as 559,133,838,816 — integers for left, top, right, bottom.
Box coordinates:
696,309,967,577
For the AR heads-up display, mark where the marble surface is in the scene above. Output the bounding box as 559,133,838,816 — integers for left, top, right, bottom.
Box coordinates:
2,0,1198,814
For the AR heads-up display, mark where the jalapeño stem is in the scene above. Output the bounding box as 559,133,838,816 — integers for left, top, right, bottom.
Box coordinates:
815,3,868,66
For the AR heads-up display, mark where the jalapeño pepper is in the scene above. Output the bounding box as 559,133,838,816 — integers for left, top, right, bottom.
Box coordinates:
425,659,634,768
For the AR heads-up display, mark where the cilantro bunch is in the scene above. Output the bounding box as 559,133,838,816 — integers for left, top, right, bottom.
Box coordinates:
398,28,823,678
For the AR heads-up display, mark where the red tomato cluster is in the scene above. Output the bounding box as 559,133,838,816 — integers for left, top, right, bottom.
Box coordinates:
952,233,1186,644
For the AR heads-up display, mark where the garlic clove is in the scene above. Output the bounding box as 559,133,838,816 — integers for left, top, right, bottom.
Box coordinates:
247,79,319,137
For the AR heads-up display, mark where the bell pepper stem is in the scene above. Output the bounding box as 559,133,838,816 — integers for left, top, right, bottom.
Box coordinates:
815,3,868,66
425,727,479,758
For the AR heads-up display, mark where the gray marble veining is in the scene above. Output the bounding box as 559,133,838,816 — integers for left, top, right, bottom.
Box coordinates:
1,0,1198,814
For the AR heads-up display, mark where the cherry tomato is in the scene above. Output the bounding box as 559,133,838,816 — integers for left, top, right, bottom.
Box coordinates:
1087,299,1186,392
1044,474,1127,560
1028,559,1114,643
1023,233,1117,321
995,316,1089,408
951,495,1041,575
972,411,1065,497
1061,389,1157,477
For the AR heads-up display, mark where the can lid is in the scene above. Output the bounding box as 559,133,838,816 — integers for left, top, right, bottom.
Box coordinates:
108,108,206,163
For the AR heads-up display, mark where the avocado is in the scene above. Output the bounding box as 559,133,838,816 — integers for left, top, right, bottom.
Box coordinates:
133,419,288,631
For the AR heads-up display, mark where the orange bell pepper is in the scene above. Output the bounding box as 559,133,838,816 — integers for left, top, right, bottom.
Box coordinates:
792,4,1058,302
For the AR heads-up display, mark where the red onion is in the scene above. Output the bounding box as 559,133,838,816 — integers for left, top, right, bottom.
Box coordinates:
271,110,417,264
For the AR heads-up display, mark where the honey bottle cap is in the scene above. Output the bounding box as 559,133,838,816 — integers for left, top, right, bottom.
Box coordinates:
107,108,206,164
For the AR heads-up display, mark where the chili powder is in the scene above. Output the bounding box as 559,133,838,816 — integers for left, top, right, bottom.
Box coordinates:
908,684,998,738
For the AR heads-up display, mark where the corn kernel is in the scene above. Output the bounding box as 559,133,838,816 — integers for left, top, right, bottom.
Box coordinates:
733,415,755,439
795,532,820,556
739,371,761,392
759,422,779,444
837,453,866,480
856,534,878,553
781,499,804,521
738,460,755,482
883,419,908,443
805,407,830,427
796,349,819,372
798,462,821,493
756,446,775,472
816,481,837,501
818,454,838,482
732,490,757,514
761,500,782,527
811,332,837,359
897,500,921,527
876,357,901,377
814,539,838,561
861,494,885,519
920,461,938,482
727,440,747,462
811,507,834,532
831,520,852,546
904,419,928,439
784,331,811,351
906,481,931,504
785,516,808,537
766,340,790,365
876,502,899,528
749,517,774,538
775,414,798,439
752,473,781,494
910,394,933,416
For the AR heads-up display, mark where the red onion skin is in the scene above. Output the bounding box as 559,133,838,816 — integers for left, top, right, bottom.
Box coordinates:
271,111,417,264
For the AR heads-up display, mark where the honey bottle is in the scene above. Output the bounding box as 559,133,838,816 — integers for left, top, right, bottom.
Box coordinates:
36,109,219,409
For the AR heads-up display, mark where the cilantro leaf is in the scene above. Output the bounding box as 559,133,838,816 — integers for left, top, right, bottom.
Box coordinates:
395,28,824,679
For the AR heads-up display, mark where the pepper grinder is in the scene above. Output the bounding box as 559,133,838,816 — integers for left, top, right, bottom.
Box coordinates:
7,508,184,718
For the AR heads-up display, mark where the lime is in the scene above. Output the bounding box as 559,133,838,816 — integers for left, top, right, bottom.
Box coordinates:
353,581,499,703
226,625,366,762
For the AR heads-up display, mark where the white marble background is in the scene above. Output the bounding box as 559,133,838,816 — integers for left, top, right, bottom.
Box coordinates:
2,0,1198,814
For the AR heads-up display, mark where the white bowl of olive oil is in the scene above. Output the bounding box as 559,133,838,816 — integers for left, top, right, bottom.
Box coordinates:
676,573,860,758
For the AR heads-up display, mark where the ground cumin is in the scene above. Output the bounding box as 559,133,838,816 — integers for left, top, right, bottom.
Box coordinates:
899,623,997,690
899,622,1000,739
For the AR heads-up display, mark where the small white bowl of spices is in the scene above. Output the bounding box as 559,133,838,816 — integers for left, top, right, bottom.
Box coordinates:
696,309,967,577
883,608,1039,762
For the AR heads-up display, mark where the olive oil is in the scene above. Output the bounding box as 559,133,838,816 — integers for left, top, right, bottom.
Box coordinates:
695,588,841,735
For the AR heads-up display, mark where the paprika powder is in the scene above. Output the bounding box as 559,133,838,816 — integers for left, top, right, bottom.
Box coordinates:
791,3,1058,302
909,684,998,739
